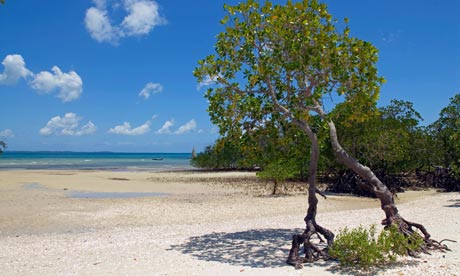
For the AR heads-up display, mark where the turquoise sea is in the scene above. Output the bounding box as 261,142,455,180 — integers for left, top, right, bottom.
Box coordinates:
0,151,194,171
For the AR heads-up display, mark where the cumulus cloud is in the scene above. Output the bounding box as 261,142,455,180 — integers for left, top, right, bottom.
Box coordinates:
0,54,83,102
156,119,174,134
155,119,197,135
31,66,83,102
139,82,163,99
40,113,96,136
197,75,219,90
174,119,197,134
0,129,14,138
85,0,166,44
85,7,119,43
93,0,107,9
121,0,165,35
109,121,151,135
0,54,33,85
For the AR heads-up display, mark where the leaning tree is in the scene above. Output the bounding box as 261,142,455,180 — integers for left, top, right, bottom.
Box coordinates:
195,0,448,268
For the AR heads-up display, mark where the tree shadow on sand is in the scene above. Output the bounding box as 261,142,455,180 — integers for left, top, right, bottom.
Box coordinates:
445,199,460,208
169,228,304,268
170,228,422,273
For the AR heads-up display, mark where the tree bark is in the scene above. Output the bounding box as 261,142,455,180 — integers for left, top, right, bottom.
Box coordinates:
326,120,400,223
286,121,334,269
286,104,450,269
325,119,453,254
272,180,278,195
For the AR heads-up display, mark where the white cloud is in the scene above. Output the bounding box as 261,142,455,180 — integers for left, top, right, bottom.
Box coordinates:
121,0,165,35
174,119,197,134
40,113,96,136
85,7,120,43
156,119,198,135
93,0,107,9
109,121,151,135
0,54,84,102
156,119,174,134
197,75,219,90
0,54,33,85
0,129,14,138
85,0,165,44
139,82,163,99
31,66,83,102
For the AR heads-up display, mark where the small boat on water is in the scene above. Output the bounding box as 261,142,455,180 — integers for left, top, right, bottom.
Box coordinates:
152,157,163,161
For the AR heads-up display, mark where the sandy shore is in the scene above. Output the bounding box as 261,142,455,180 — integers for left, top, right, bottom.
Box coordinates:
0,170,458,275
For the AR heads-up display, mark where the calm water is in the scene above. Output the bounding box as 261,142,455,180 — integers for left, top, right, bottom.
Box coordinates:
0,151,194,171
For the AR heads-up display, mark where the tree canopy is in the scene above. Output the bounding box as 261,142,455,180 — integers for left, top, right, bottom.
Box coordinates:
194,0,385,138
430,94,460,171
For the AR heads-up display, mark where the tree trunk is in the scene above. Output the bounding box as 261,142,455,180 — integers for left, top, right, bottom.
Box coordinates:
326,120,450,253
272,180,278,195
286,122,334,269
327,120,399,222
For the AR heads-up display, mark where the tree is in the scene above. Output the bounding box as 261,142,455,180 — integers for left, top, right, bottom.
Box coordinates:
241,119,312,177
323,100,426,195
431,94,460,171
195,0,448,268
423,94,460,191
191,139,244,170
0,141,6,154
346,100,423,173
257,157,299,195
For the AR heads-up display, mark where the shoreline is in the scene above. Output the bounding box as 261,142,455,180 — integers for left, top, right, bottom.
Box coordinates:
0,169,458,275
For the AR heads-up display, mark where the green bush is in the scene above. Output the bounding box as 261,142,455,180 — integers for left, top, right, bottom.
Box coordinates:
329,224,423,270
256,158,299,194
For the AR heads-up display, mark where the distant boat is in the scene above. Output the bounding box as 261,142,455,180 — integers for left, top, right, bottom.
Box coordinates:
152,157,163,161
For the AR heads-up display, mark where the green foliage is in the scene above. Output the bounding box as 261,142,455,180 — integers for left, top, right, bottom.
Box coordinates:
194,0,384,139
257,158,299,194
191,120,312,177
194,0,458,194
194,0,384,188
190,140,244,170
430,94,460,172
329,225,424,270
246,120,311,177
0,141,6,154
327,99,425,174
192,94,460,193
190,146,217,169
257,159,298,181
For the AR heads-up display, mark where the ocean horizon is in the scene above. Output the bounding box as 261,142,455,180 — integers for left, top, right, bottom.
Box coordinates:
0,151,195,171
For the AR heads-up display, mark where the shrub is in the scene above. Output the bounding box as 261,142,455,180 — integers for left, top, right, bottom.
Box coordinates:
329,224,423,270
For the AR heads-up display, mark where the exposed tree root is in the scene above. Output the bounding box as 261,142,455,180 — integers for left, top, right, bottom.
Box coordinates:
287,213,455,269
287,109,454,270
382,215,454,255
286,219,334,269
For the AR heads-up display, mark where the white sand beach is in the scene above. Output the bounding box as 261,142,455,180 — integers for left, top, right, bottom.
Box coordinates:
0,170,459,276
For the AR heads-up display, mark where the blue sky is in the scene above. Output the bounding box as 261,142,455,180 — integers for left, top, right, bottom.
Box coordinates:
0,0,459,152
